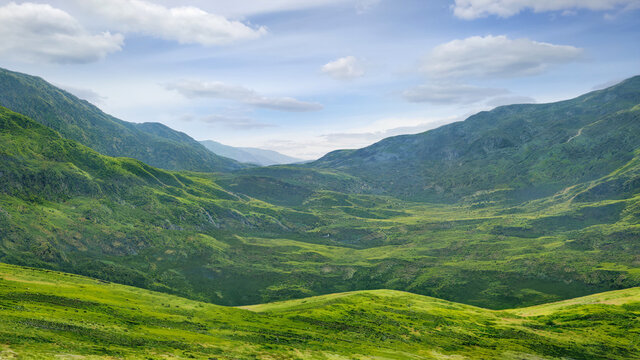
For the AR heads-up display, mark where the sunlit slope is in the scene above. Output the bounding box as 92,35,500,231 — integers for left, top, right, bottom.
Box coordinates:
1,263,639,359
511,287,640,316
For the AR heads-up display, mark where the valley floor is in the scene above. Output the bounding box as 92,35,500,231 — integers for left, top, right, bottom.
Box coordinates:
0,263,638,359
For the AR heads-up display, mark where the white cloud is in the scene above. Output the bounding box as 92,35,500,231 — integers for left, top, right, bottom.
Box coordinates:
322,121,447,146
166,80,323,112
486,95,536,107
181,114,275,130
160,0,382,17
323,115,457,146
452,0,640,19
591,78,624,90
76,0,266,46
259,116,455,159
0,2,123,64
422,35,583,79
56,84,107,104
404,35,579,106
355,0,382,13
403,84,508,104
322,56,365,80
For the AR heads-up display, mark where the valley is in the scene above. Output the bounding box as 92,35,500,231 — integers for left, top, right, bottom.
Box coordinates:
0,68,638,358
0,0,639,356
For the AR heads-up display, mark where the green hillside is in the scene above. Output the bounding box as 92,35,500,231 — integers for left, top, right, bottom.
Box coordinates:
0,105,330,305
0,67,245,172
1,262,638,359
311,76,640,202
2,102,640,310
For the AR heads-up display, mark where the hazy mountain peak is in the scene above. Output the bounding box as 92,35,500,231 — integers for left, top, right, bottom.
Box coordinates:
200,139,304,166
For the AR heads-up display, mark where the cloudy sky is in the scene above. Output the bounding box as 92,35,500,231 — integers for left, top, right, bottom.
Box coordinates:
0,0,638,159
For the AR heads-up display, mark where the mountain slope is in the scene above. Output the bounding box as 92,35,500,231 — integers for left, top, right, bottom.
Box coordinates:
0,67,245,172
201,139,303,166
1,262,638,359
0,105,327,305
2,104,640,309
311,76,640,202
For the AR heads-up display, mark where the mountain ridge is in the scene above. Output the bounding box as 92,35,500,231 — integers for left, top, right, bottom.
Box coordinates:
0,67,246,173
309,75,640,202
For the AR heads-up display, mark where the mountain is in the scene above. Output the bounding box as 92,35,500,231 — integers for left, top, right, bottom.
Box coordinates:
2,101,640,310
311,76,640,202
0,105,328,305
0,67,245,172
200,139,304,166
2,262,638,359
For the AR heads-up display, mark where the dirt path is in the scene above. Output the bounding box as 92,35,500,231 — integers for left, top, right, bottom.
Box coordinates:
566,127,584,143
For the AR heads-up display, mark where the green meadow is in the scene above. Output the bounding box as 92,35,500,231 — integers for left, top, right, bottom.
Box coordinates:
1,263,638,359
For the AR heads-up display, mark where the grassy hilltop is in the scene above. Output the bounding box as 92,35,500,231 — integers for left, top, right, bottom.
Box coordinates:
1,263,638,359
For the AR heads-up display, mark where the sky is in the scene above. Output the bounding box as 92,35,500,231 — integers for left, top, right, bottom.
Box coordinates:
0,0,638,159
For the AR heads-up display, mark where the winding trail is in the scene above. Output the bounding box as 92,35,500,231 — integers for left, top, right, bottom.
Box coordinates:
566,127,584,143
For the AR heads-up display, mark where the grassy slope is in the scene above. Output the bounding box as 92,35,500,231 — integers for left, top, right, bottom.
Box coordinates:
0,262,638,359
0,67,245,172
311,76,640,202
1,105,640,310
0,106,333,305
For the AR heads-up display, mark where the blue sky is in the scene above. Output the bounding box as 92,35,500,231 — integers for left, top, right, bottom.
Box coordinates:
0,0,638,159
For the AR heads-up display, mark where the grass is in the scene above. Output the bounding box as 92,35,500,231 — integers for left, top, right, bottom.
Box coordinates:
1,262,639,359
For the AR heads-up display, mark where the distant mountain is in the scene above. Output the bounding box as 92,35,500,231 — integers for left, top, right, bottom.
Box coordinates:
311,76,640,202
201,139,304,166
0,67,245,172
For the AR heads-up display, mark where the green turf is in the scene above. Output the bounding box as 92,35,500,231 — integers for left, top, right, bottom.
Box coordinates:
1,263,638,359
